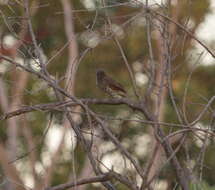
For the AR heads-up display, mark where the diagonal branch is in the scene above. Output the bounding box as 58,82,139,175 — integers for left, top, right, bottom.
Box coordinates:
44,173,113,190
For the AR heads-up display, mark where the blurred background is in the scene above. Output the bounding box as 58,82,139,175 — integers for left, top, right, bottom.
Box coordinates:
0,0,215,190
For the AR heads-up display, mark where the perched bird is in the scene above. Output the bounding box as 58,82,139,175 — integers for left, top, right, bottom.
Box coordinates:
96,69,127,98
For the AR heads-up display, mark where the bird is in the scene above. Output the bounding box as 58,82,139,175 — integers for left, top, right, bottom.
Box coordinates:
96,69,127,98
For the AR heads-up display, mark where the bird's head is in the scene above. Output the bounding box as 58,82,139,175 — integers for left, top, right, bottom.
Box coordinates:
96,69,105,79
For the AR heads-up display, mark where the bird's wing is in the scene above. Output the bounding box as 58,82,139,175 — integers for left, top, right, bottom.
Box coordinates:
105,75,127,94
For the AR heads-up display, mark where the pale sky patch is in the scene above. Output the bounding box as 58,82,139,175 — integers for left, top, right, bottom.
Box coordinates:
3,35,17,48
135,72,148,86
45,124,64,153
194,0,215,66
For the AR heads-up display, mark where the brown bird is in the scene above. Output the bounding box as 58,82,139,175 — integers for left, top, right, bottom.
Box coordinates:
96,69,127,98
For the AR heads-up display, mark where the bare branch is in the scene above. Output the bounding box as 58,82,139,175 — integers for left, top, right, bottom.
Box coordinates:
44,173,113,190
